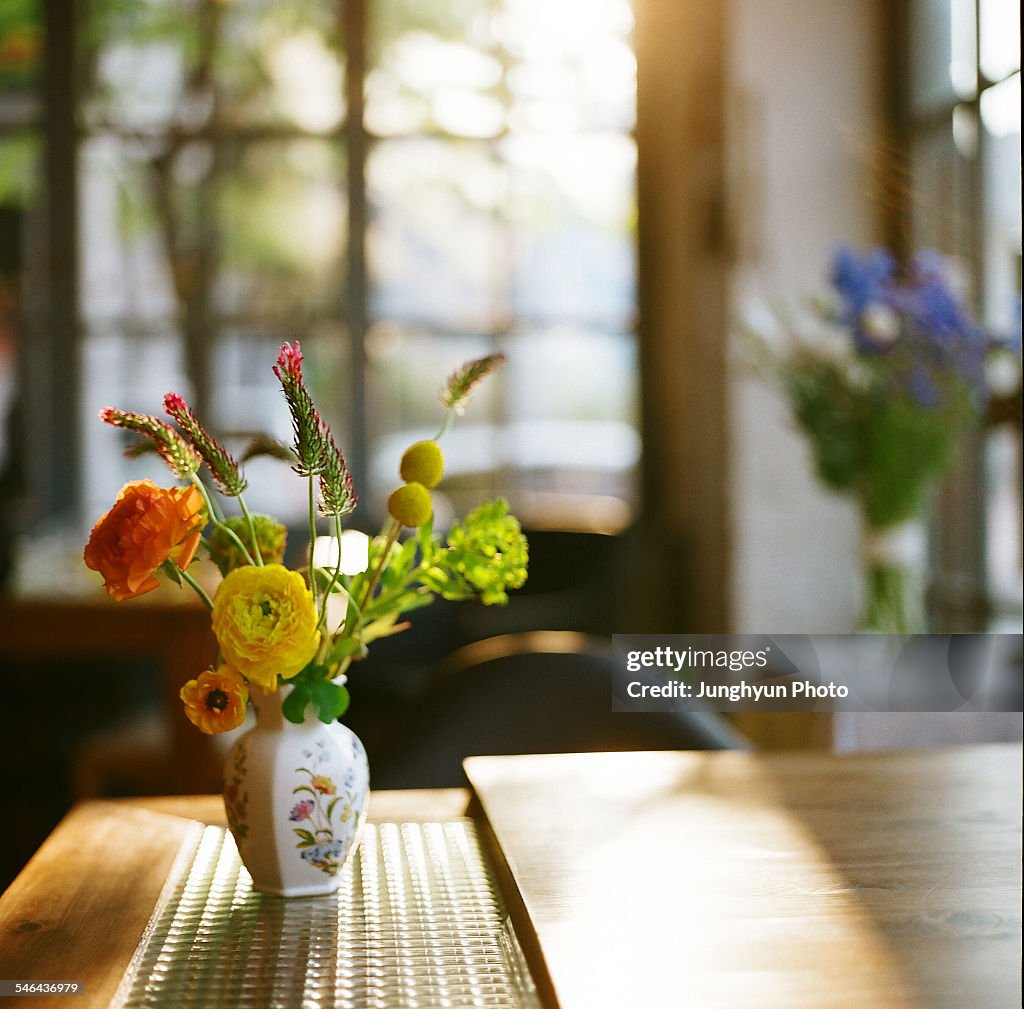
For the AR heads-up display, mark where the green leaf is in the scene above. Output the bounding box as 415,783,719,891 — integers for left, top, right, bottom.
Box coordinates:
314,567,338,592
309,679,350,723
417,513,434,549
327,636,367,665
361,589,427,624
159,559,183,587
282,685,311,723
294,828,316,844
361,615,411,645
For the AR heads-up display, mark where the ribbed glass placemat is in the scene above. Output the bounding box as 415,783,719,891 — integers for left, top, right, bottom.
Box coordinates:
111,821,541,1009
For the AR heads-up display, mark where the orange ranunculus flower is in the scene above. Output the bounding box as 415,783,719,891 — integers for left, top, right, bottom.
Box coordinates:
211,564,320,690
84,480,205,601
180,665,249,735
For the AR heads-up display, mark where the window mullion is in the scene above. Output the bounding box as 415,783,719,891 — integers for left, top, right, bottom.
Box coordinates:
343,0,369,503
39,0,81,521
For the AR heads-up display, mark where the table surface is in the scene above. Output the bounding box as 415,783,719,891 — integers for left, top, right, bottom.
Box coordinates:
466,743,1023,1009
0,745,1020,1009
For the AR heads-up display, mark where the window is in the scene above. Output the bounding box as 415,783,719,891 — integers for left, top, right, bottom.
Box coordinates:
903,0,1022,630
3,0,639,542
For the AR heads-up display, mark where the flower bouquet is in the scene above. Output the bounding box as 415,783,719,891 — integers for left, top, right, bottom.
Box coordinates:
83,344,527,894
747,247,1015,632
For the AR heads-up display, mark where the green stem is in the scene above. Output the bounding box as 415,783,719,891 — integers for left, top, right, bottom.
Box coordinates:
238,494,264,566
170,562,214,611
862,561,914,634
308,474,319,617
433,407,455,442
190,474,256,567
340,588,365,638
316,513,346,634
360,572,429,623
359,518,401,613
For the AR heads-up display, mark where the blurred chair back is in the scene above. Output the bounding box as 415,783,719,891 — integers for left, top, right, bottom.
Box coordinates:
371,631,749,789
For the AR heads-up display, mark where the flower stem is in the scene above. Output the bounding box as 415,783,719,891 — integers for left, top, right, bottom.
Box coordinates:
308,474,319,617
434,407,455,442
190,473,256,567
165,560,214,611
316,513,346,634
180,568,214,611
238,494,264,565
359,518,401,613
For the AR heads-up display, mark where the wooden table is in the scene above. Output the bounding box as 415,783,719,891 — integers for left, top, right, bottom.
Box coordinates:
0,745,1020,1009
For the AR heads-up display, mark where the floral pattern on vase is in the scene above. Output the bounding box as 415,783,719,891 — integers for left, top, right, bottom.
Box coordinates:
223,683,369,897
289,737,366,876
223,740,250,841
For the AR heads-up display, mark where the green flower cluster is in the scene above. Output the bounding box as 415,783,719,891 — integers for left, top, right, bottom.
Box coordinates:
434,500,529,605
207,515,287,576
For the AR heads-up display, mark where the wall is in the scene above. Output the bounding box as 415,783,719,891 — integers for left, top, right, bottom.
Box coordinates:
727,0,885,632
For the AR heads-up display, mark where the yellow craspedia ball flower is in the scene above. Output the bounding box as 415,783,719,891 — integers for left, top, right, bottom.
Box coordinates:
399,440,444,489
387,482,432,527
211,564,320,690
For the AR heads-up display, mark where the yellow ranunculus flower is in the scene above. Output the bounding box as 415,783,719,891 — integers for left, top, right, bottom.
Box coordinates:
212,564,320,689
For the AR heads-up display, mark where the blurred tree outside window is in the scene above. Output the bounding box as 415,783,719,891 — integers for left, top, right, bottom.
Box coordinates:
904,0,1022,630
3,0,638,553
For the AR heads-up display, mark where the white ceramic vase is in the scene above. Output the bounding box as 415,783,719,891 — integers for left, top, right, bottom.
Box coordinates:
222,682,369,897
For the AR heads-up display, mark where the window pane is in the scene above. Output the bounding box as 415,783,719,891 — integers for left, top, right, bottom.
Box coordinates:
217,0,345,132
367,325,498,441
910,0,976,111
81,329,186,520
0,0,42,92
81,0,202,132
79,136,179,326
0,130,40,205
981,76,1021,328
366,326,498,512
980,0,1020,82
366,323,638,529
981,75,1022,628
500,326,638,528
500,0,635,133
83,0,345,133
367,0,501,138
216,139,347,322
503,132,636,328
368,138,504,329
206,328,352,523
910,117,974,257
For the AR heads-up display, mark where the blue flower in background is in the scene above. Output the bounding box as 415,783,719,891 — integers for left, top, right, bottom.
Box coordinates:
902,251,989,394
829,246,999,403
830,246,898,352
749,242,1019,545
